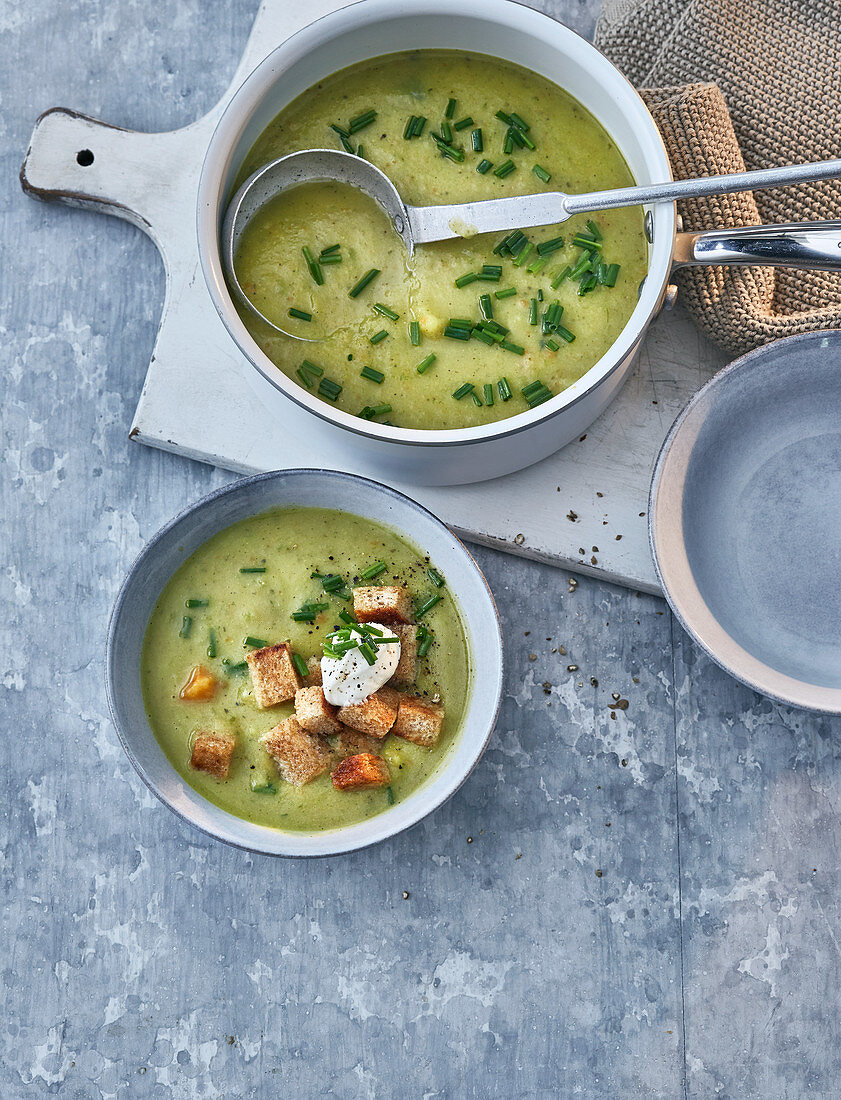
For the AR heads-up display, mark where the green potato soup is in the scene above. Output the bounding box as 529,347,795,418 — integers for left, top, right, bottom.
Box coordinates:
141,507,470,832
232,50,648,430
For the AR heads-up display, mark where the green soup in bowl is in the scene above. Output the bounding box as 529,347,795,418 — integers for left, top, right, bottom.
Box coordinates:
231,49,647,431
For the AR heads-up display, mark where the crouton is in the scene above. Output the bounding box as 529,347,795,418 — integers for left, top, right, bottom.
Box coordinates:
304,656,323,686
353,585,414,625
246,642,302,708
332,753,391,791
260,716,332,786
331,728,382,759
389,623,418,688
179,664,218,701
294,685,342,737
190,730,236,778
391,695,445,748
337,686,400,739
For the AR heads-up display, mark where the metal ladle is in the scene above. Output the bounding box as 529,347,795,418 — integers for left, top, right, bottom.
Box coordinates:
222,148,841,339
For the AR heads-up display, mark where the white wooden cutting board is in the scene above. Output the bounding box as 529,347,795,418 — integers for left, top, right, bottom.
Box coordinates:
22,0,728,592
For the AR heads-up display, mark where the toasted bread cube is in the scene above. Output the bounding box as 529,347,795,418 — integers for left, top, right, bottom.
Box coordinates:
353,585,413,625
190,730,236,779
295,685,342,737
337,686,400,739
332,753,391,791
304,656,323,686
246,642,302,708
392,695,445,748
179,664,218,701
389,623,418,688
260,716,332,786
331,728,382,759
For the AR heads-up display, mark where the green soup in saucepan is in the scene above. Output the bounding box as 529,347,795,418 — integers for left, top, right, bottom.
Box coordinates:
141,507,470,832
232,50,648,430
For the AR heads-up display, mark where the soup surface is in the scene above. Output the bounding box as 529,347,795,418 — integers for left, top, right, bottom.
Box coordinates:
142,507,470,831
233,50,648,430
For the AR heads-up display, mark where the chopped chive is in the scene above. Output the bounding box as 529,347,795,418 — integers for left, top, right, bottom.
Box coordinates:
586,219,603,241
320,243,341,256
551,265,572,289
533,164,551,183
498,377,512,401
537,236,565,255
604,263,620,287
492,230,517,255
373,302,399,320
501,340,525,355
435,141,465,163
555,324,576,343
454,116,474,131
302,246,324,286
386,786,396,805
579,272,599,295
573,233,603,252
503,131,514,155
361,561,388,580
485,319,509,335
319,254,342,264
448,317,473,329
444,325,471,341
470,391,483,407
483,383,495,407
239,566,266,574
527,255,549,275
348,109,376,133
226,660,248,674
529,298,539,325
513,242,534,268
330,123,350,139
427,567,445,588
471,128,483,152
179,616,192,638
244,635,269,648
440,120,453,143
482,264,502,278
507,233,529,257
509,112,530,132
417,625,434,658
445,97,457,119
361,365,385,383
409,321,421,346
479,293,494,320
452,383,475,400
471,326,495,346
206,629,217,659
185,598,208,608
455,271,479,288
494,287,517,299
348,268,381,298
296,367,314,389
412,115,427,137
358,639,378,665
508,126,526,149
416,353,436,374
314,571,344,592
358,403,392,419
403,115,417,139
291,652,309,679
476,159,493,174
369,330,389,346
338,134,354,154
522,382,554,407
544,338,560,352
288,307,312,322
318,377,343,401
339,608,358,625
417,594,443,617
301,359,323,378
495,110,512,125
518,131,536,151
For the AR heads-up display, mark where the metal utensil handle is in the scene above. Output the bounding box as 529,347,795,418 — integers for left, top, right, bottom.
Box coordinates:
673,222,841,269
564,158,841,216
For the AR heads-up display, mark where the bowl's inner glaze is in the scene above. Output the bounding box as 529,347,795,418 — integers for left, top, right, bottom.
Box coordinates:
681,335,841,689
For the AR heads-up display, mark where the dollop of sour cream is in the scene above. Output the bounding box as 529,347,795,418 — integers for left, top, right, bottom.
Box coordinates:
321,623,401,707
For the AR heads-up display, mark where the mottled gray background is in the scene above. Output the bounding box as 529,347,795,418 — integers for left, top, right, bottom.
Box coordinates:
3,1,840,1097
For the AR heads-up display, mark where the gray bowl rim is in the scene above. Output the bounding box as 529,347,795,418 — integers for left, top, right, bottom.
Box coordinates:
648,329,841,715
105,467,504,856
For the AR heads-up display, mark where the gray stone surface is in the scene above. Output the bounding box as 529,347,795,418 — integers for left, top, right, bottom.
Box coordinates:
2,1,840,1096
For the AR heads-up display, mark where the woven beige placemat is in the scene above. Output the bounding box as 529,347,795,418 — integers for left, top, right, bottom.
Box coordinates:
594,0,841,356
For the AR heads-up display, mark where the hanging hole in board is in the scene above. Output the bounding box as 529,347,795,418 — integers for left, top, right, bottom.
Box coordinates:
76,149,94,167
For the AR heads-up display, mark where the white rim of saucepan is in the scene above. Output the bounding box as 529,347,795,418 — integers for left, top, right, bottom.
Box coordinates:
105,469,504,856
197,0,674,450
649,332,841,715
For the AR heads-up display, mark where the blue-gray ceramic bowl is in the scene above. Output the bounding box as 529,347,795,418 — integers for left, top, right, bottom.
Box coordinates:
649,330,841,713
106,469,503,855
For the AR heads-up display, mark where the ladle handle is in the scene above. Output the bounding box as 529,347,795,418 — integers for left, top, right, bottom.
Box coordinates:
565,158,841,215
673,221,841,269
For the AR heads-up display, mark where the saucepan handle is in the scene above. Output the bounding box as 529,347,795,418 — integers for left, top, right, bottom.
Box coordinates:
673,222,841,270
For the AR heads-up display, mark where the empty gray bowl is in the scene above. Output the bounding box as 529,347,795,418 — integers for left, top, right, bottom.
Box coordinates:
649,330,841,713
105,469,503,855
